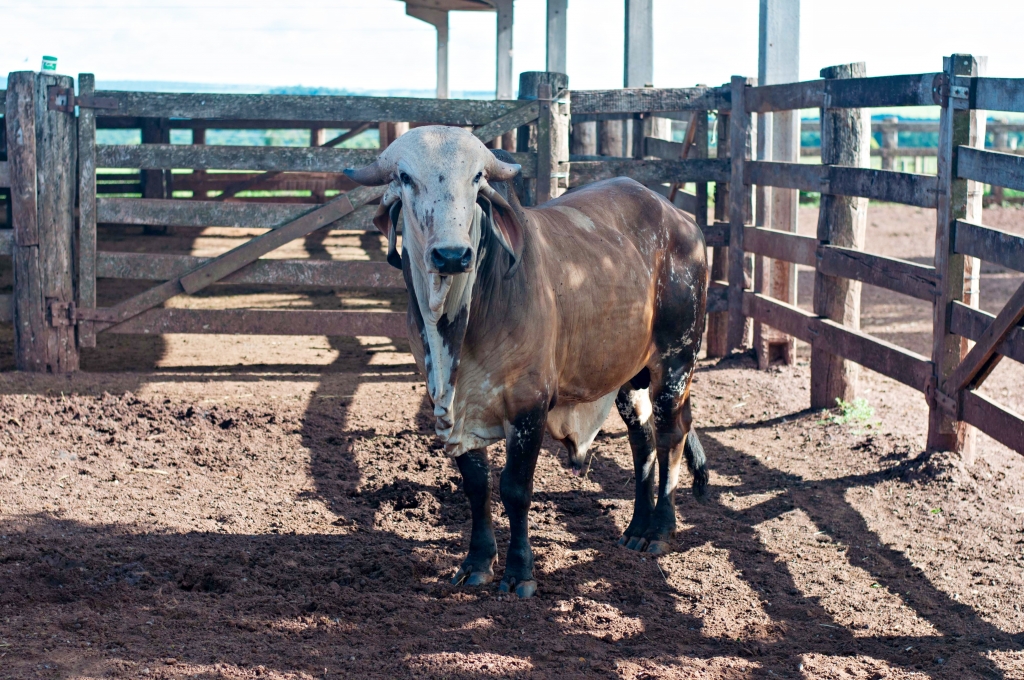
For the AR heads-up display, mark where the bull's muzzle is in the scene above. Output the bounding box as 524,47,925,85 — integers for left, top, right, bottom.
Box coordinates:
430,246,474,275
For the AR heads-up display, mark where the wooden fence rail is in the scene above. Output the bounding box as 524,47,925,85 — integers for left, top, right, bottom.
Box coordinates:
1,58,1022,458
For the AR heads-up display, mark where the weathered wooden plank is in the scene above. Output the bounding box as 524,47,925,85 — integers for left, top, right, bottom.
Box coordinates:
746,80,825,113
816,318,932,391
954,220,1024,274
644,136,685,160
96,252,405,289
746,73,940,113
97,117,370,130
743,227,817,267
0,294,12,323
745,160,825,192
706,110,731,358
101,308,408,338
741,292,816,344
97,144,379,173
961,390,1024,454
471,100,539,143
90,91,523,125
817,246,940,301
949,302,1024,365
944,279,1024,392
0,161,9,188
569,86,729,115
956,146,1024,192
97,197,377,230
746,161,938,208
569,158,728,187
0,230,12,256
6,73,39,248
97,144,538,179
829,166,938,208
78,73,99,348
702,222,729,249
972,77,1024,114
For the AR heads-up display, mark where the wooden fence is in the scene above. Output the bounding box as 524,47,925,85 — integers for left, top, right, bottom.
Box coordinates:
0,55,1021,458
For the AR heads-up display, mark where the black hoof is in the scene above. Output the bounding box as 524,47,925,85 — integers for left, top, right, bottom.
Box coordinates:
451,556,496,586
499,577,537,599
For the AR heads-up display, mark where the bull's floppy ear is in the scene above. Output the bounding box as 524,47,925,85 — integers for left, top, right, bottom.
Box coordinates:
372,200,404,270
478,183,525,278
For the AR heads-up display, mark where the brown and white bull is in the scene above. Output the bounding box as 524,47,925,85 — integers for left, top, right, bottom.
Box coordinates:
345,126,708,598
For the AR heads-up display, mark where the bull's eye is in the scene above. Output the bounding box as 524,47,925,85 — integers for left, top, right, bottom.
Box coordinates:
473,171,483,184
399,171,412,186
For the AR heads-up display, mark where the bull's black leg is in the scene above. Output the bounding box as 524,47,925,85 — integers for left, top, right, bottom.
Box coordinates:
498,405,546,598
451,449,497,586
615,385,659,550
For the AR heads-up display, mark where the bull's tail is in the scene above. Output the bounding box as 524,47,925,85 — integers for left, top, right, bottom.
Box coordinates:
684,428,709,502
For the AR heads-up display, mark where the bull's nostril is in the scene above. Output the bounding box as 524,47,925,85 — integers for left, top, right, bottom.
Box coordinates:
430,247,474,274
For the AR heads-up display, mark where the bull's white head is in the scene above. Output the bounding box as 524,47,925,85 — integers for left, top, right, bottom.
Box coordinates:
345,126,525,448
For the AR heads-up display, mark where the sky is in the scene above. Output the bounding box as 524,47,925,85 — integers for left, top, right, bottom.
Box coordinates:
0,0,1022,93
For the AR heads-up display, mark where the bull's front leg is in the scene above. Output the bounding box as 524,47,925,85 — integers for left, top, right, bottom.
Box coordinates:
451,449,498,586
498,405,546,599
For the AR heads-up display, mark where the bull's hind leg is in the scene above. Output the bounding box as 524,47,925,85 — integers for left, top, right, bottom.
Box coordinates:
451,450,497,586
640,380,709,555
615,376,659,550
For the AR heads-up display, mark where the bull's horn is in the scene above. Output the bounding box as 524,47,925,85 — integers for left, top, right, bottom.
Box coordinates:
485,154,521,181
343,160,391,186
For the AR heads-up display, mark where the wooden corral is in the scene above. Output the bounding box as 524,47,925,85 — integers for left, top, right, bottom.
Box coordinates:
0,55,1022,462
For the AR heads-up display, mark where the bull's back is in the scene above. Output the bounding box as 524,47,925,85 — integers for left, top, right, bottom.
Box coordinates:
526,178,704,400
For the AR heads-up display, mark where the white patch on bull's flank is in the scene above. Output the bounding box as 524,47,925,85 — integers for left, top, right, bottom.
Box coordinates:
547,392,617,464
550,205,596,232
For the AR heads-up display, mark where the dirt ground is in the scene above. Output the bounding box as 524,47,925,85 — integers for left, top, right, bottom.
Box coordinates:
1,204,1024,679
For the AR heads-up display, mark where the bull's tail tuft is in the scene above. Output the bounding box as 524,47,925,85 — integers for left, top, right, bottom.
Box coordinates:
684,428,709,502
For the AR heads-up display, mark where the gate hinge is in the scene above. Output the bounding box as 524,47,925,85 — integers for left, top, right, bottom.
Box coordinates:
47,86,120,113
924,374,961,419
47,300,76,327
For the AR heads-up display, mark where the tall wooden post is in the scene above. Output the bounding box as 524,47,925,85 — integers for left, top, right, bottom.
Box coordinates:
546,0,567,74
141,116,169,235
810,63,870,409
754,0,800,368
727,76,755,352
495,0,514,100
6,71,78,372
706,108,731,358
518,71,569,206
191,126,207,200
310,128,326,203
571,121,597,156
77,73,98,349
929,54,986,457
406,5,449,99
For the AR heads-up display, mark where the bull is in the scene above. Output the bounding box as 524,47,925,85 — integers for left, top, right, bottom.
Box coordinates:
345,126,708,598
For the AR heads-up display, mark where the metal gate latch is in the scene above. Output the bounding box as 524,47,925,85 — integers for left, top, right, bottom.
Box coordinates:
47,86,119,113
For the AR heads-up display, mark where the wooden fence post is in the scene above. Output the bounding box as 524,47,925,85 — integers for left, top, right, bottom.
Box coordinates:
881,115,899,171
727,76,755,352
517,71,569,206
810,62,870,409
6,71,78,372
141,116,169,235
929,54,986,457
991,118,1008,205
706,108,730,357
77,73,98,349
571,120,597,156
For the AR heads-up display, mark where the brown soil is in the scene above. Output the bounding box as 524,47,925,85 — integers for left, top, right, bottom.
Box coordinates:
1,205,1024,679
